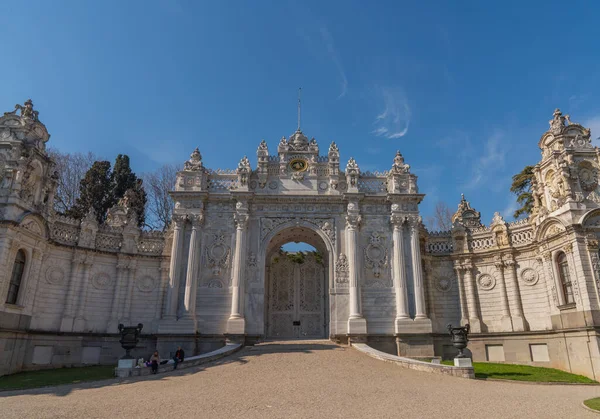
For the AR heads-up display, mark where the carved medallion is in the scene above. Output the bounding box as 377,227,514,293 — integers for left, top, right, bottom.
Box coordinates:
477,273,496,291
435,276,452,292
45,266,65,285
289,158,308,172
136,275,157,292
268,181,278,190
91,272,113,290
520,268,539,286
318,181,328,191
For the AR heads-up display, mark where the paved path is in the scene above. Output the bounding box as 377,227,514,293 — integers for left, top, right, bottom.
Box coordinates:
1,340,599,418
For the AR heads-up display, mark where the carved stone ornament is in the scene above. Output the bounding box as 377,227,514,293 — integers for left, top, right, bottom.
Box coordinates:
45,266,65,285
136,275,157,292
247,252,258,283
545,223,565,238
4,99,40,121
335,253,349,285
520,268,539,286
21,219,43,236
260,217,336,245
578,163,598,192
184,148,203,171
435,276,453,293
91,272,113,290
477,273,496,291
390,150,410,174
205,231,231,277
364,231,388,278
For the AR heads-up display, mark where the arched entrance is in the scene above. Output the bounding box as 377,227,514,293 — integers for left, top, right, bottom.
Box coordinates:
264,226,329,339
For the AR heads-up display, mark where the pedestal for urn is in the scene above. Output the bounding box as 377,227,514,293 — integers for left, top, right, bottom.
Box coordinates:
448,323,472,367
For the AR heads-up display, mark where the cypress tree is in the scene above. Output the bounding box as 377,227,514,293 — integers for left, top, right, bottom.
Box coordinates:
66,161,112,223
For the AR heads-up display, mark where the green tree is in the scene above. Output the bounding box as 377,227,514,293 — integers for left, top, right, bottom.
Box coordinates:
510,165,535,219
111,155,137,199
66,161,112,223
65,154,147,226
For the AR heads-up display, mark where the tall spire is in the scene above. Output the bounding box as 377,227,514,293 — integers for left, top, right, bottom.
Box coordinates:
297,87,302,130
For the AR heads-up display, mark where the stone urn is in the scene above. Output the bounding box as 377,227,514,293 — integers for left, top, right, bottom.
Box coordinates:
118,323,143,360
447,323,470,358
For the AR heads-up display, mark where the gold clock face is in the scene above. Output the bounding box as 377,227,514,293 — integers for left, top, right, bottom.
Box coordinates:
289,158,308,172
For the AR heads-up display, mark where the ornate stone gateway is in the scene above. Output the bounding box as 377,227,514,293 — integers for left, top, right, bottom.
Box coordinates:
267,254,326,339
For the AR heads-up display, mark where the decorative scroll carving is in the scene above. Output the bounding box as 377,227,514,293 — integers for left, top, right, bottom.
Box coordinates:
260,217,336,245
21,219,42,236
335,253,349,285
247,252,258,283
205,231,231,277
364,231,388,279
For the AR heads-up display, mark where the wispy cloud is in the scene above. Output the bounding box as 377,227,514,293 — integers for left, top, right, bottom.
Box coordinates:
464,131,508,189
319,26,347,99
372,86,411,139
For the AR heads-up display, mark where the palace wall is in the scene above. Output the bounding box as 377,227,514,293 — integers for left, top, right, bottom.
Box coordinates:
1,102,599,380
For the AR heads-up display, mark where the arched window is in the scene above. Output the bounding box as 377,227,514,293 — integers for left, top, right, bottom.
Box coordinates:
557,252,574,305
6,250,26,305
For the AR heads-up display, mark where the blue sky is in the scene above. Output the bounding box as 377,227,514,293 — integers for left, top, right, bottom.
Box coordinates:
2,0,600,227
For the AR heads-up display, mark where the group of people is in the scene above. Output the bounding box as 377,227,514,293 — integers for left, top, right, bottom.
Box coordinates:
146,346,185,374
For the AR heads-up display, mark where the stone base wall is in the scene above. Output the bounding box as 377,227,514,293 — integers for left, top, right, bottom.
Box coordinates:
0,331,226,377
434,329,600,380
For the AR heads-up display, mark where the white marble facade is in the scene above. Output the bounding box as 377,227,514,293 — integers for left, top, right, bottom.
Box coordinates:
1,102,600,380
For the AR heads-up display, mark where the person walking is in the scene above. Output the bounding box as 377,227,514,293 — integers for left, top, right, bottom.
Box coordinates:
150,351,160,374
173,346,185,369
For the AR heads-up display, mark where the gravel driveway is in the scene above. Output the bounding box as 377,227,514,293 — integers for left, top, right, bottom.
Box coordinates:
1,340,599,418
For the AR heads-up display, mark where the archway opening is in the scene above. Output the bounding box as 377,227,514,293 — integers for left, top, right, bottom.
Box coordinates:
264,227,329,339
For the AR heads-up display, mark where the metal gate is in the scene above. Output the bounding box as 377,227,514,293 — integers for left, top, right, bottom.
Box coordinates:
267,254,326,339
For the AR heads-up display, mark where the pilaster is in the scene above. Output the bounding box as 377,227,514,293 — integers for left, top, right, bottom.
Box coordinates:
504,255,527,331
227,200,249,335
494,255,513,332
462,260,481,333
391,213,410,333
345,198,367,334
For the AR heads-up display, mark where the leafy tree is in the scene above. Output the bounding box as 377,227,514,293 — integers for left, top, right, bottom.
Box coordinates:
510,165,535,219
111,155,137,199
66,161,112,223
65,154,147,226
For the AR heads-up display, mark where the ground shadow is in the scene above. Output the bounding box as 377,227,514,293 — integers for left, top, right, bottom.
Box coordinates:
0,340,342,398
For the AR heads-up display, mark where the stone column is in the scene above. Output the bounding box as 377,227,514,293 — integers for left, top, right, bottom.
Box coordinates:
183,214,203,319
107,257,128,333
346,201,367,334
73,253,94,332
494,255,513,332
504,255,527,331
165,214,186,319
153,263,170,331
227,202,249,335
391,214,410,332
453,262,469,326
60,251,85,332
122,260,137,323
408,216,427,320
463,260,481,333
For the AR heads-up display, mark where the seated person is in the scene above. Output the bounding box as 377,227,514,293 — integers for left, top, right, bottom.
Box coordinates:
173,346,185,369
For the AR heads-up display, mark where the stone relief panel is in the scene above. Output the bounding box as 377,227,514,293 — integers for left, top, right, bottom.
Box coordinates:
360,219,392,288
335,253,349,287
247,252,259,283
201,230,232,288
